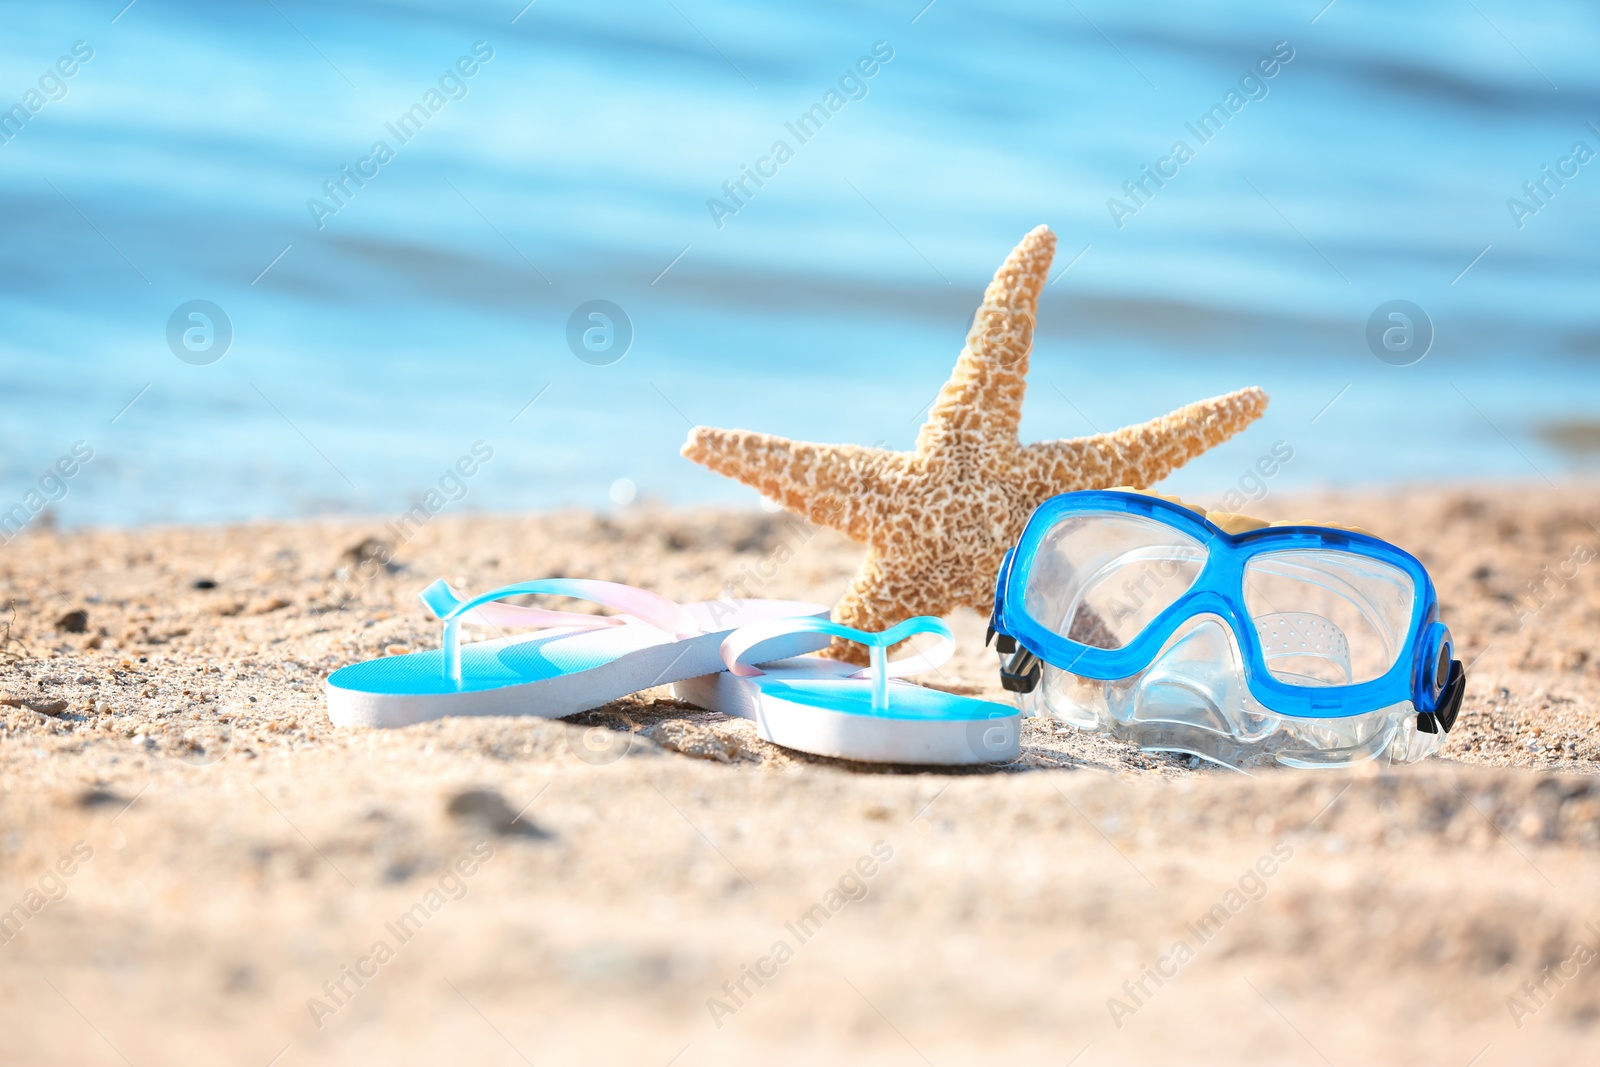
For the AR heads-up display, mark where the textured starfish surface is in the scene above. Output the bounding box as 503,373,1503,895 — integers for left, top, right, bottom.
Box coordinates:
682,225,1269,661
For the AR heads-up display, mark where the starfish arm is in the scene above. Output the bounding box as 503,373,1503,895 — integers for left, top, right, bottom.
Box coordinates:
682,427,891,539
915,225,1056,455
1016,386,1269,495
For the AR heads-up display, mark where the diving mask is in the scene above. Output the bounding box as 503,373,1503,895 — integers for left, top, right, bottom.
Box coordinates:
988,489,1465,770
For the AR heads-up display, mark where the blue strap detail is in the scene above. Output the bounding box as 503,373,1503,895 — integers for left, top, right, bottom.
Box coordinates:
723,615,955,714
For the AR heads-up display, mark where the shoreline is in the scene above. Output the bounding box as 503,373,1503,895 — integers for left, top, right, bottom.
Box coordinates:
9,472,1600,540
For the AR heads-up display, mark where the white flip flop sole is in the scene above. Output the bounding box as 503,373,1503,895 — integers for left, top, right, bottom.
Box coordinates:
327,599,828,728
673,656,1021,765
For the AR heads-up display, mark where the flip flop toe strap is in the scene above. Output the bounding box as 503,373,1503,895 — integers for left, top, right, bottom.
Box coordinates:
721,616,955,714
419,579,702,683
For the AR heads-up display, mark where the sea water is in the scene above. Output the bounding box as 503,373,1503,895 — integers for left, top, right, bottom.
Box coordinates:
1,0,1597,526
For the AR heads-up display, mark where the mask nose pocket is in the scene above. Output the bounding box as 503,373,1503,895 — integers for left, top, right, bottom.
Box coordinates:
1252,611,1353,686
1118,614,1277,742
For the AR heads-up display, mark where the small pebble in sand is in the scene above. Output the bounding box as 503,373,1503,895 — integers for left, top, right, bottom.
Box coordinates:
75,788,127,810
342,538,390,566
25,699,69,717
648,720,745,763
56,610,89,633
445,788,550,838
192,579,218,590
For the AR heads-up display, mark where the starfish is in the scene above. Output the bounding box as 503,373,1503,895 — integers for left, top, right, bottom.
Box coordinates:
682,225,1268,661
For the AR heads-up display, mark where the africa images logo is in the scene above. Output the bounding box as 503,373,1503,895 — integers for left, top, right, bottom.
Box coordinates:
705,41,896,229
166,300,234,365
1106,41,1295,229
0,41,95,147
306,42,496,230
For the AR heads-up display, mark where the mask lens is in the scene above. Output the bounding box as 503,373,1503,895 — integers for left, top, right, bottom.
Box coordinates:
1243,549,1415,686
1023,512,1207,650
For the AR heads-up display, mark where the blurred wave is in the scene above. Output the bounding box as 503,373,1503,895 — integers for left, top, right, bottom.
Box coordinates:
1,0,1598,526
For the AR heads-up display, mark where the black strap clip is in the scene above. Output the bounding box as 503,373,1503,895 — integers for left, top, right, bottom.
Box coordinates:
1416,658,1465,734
999,648,1041,694
989,609,1036,692
985,612,1017,654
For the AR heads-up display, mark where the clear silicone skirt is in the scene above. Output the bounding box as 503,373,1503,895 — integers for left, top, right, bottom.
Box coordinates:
1012,612,1444,771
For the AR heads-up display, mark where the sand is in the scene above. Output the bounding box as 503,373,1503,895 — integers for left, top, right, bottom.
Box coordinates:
1,485,1598,1065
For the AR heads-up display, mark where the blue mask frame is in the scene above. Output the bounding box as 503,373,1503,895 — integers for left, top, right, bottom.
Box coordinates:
989,490,1464,732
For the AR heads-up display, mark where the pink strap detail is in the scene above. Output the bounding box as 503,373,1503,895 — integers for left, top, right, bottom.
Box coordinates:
420,578,704,684
425,578,700,637
456,602,628,632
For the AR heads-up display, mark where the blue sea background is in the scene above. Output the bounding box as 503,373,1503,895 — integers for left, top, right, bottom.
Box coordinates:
2,0,1597,527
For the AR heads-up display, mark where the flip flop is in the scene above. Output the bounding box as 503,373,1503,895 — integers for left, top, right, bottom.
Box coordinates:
325,579,830,728
672,616,1021,765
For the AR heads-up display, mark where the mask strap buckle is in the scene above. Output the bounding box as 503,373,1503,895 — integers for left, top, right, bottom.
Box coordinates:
1416,658,1465,734
988,608,1037,692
